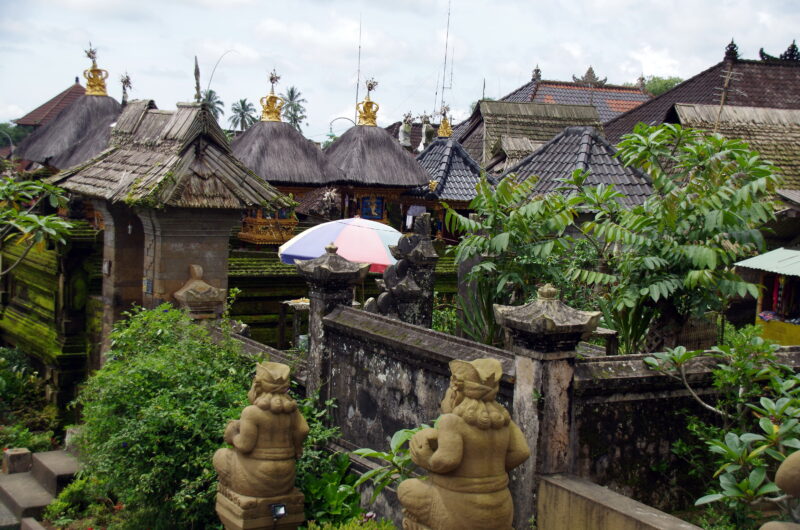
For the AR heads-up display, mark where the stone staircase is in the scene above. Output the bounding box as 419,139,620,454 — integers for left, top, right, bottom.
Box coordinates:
0,450,79,530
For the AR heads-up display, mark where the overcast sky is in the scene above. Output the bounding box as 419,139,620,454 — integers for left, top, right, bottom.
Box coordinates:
1,0,798,142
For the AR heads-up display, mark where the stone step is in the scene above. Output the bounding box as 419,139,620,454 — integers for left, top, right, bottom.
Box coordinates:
20,518,46,530
31,451,78,497
0,473,52,519
0,498,19,530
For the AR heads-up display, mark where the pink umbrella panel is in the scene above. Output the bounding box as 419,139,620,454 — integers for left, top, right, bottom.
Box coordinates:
278,218,402,273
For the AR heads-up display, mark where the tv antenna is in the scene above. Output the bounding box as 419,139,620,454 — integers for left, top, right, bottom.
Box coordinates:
355,14,363,124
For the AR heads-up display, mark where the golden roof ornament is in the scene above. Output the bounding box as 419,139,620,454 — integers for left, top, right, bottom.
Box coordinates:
428,180,439,192
260,69,284,122
83,43,109,97
357,78,379,126
438,104,452,138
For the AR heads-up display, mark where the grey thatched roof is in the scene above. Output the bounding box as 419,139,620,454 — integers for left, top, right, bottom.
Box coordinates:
406,138,483,202
674,103,800,190
49,99,292,210
231,120,344,186
14,95,121,170
501,126,653,207
324,125,429,188
458,101,603,165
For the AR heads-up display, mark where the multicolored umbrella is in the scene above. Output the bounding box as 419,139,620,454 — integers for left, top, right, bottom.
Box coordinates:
279,217,402,273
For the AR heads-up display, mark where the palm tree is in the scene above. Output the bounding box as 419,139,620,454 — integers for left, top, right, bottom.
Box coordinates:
201,89,225,121
280,86,307,133
228,99,257,131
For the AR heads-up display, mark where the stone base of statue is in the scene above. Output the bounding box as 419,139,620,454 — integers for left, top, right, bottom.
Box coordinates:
216,484,305,530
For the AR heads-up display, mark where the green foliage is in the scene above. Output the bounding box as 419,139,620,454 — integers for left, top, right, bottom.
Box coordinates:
281,86,308,133
43,475,123,529
305,517,396,529
295,392,363,525
202,89,225,120
645,327,799,525
431,292,458,334
74,304,256,528
0,424,54,452
0,122,32,149
353,424,430,503
0,164,72,278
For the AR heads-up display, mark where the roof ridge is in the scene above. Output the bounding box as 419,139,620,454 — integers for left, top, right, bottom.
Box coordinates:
575,128,593,172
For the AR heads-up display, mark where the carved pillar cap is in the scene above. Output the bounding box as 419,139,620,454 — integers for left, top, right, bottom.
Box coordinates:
494,284,601,353
295,243,370,287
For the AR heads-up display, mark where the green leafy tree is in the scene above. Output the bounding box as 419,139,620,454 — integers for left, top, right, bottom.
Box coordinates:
0,122,33,150
280,86,307,133
201,89,225,121
644,75,683,96
228,98,256,131
0,161,72,278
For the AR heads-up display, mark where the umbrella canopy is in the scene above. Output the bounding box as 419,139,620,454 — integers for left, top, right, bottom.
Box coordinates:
279,218,402,273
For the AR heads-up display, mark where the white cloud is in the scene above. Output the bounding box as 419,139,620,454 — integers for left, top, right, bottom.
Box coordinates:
0,103,26,123
627,45,681,78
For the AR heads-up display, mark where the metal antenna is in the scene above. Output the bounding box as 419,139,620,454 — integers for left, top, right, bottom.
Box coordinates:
355,14,362,124
432,72,440,116
439,0,452,111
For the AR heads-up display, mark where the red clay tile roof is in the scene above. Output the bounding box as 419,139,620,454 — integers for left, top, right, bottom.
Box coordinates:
604,58,800,144
14,82,85,127
530,82,650,122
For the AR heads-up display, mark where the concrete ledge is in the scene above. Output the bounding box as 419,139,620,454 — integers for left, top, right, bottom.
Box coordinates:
537,474,701,530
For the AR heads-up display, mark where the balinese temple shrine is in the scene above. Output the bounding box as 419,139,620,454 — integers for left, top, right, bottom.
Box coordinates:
49,93,292,354
402,107,483,241
14,45,122,171
232,71,345,245
324,79,429,227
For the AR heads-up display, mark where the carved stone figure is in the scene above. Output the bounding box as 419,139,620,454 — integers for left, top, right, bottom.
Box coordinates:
173,264,225,319
214,362,309,530
398,358,530,530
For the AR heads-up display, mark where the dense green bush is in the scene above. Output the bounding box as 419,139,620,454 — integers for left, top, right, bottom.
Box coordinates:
72,305,256,528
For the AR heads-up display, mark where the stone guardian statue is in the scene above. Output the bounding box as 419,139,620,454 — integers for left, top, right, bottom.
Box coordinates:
398,358,530,529
214,361,309,530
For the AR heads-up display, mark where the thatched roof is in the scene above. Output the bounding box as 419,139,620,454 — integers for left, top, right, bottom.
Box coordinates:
49,99,292,210
324,125,429,188
231,120,344,186
14,94,121,170
501,126,653,207
675,103,800,190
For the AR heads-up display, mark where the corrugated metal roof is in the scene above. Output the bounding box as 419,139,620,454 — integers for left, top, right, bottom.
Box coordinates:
736,247,800,276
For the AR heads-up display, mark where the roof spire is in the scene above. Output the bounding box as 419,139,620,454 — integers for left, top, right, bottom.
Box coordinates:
532,64,541,82
438,104,452,138
573,66,606,87
260,69,284,122
637,73,646,93
83,43,108,96
194,56,201,103
120,72,132,105
357,78,379,126
724,39,740,61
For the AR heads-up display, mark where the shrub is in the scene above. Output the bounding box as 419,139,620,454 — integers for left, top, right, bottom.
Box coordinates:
73,304,257,528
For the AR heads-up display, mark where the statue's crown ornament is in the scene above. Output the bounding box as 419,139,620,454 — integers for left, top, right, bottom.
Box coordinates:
83,43,109,96
438,104,452,138
357,77,379,126
260,69,284,122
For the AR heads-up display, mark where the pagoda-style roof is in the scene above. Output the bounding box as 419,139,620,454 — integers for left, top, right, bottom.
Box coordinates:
49,99,292,210
500,126,652,207
231,120,344,187
14,80,86,128
458,100,603,165
13,94,121,170
406,137,482,203
324,125,429,188
605,41,800,144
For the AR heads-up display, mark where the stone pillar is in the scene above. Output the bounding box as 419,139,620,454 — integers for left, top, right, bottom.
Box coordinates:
494,284,601,527
364,213,439,327
93,200,144,357
296,245,370,398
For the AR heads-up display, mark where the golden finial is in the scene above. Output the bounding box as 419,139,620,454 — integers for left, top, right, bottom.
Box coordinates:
438,104,452,138
357,77,379,126
260,69,284,122
83,42,108,97
428,180,439,192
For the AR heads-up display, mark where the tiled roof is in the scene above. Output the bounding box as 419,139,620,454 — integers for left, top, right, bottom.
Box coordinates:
458,101,602,164
14,82,85,127
501,126,653,207
675,103,800,190
406,138,483,202
605,58,800,144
